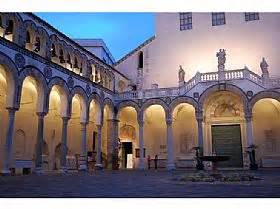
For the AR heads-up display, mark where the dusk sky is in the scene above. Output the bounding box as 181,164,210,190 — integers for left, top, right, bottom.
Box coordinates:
35,13,155,61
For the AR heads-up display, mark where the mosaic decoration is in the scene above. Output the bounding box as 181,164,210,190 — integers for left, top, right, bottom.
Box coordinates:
43,66,52,79
14,53,25,69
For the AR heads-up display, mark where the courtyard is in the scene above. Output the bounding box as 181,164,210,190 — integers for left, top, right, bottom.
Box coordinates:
0,169,280,197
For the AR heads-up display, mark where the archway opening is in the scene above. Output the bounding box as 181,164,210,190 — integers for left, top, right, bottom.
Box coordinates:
0,65,10,169
252,98,280,167
172,103,197,168
118,106,138,169
67,94,84,170
203,91,245,168
44,86,64,170
13,76,38,170
87,99,101,169
144,104,166,168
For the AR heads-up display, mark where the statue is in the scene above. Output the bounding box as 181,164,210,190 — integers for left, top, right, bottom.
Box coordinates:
216,49,226,71
260,57,269,75
178,65,185,83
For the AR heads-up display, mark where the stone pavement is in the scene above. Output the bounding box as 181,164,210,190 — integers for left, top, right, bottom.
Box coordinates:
0,169,280,197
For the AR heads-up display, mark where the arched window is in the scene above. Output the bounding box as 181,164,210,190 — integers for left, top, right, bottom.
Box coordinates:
34,37,41,52
0,16,3,28
51,44,56,57
66,53,72,67
138,51,144,68
59,49,65,63
26,31,31,43
74,57,78,68
5,20,14,35
80,63,83,75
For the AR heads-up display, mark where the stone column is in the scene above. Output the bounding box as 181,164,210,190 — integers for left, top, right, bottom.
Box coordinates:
138,119,144,169
245,114,254,146
197,118,204,151
107,118,119,170
166,118,175,170
35,112,46,173
1,108,17,175
95,124,103,169
60,116,70,172
196,110,204,155
79,122,88,171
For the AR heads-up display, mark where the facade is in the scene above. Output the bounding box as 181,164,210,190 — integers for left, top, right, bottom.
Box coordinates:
0,12,280,175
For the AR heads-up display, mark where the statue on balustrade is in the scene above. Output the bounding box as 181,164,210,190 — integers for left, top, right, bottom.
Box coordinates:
178,65,185,85
216,49,226,71
260,57,269,79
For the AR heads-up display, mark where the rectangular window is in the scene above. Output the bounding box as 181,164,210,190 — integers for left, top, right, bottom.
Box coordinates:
245,12,259,21
212,12,226,26
179,12,192,31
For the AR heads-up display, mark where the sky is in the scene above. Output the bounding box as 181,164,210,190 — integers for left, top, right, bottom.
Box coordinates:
35,13,155,61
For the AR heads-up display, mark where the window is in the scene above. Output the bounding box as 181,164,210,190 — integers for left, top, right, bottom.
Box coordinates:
179,12,192,30
34,37,41,53
245,12,259,21
5,20,14,35
26,31,31,43
212,12,226,26
138,51,144,68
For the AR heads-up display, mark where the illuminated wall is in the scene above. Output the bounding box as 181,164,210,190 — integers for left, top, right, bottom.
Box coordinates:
116,13,280,89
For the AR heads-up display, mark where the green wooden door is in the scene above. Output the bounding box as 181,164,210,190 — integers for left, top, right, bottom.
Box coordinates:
211,124,243,167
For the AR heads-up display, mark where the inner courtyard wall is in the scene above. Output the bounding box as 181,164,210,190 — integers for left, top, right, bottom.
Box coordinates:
116,12,280,89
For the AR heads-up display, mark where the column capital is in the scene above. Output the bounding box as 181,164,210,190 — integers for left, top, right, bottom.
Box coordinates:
62,116,70,122
6,107,18,113
80,121,89,126
36,112,47,118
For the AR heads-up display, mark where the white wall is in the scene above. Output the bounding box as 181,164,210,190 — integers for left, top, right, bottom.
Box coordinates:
116,12,280,89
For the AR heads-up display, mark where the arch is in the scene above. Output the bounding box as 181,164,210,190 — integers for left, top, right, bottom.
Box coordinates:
88,91,102,108
249,90,280,108
88,92,103,124
116,100,140,121
19,66,48,112
47,77,71,117
140,98,170,120
103,97,115,119
198,83,248,111
0,51,19,108
170,96,198,114
70,85,89,122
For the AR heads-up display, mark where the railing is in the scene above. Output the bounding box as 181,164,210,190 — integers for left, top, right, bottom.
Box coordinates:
117,68,280,101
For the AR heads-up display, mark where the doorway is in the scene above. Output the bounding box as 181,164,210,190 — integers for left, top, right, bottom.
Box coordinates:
121,142,133,169
211,124,243,167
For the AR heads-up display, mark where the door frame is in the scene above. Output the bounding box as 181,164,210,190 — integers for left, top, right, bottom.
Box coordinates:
211,123,244,167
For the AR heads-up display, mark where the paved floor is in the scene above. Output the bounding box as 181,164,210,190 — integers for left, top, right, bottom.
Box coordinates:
0,169,280,197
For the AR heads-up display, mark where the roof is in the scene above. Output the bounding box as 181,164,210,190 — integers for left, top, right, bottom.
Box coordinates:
114,36,155,66
74,38,115,63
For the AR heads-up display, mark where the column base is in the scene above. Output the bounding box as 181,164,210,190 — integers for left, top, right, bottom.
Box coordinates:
79,164,87,171
34,167,44,175
167,163,175,170
138,163,145,170
94,163,103,170
0,169,11,176
59,167,68,173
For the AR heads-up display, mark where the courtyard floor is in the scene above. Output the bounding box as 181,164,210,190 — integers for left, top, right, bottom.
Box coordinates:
0,169,280,197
